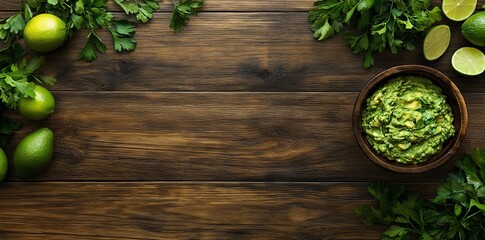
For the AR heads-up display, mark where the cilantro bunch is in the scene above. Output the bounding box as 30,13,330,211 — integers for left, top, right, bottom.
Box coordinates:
309,0,442,68
356,148,485,239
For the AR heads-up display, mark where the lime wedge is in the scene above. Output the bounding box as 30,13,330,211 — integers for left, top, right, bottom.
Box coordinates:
423,25,451,61
451,47,485,76
442,0,477,21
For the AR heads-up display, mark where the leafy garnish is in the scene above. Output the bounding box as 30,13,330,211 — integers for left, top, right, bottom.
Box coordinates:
0,13,26,51
309,0,442,68
114,0,159,23
356,148,485,239
170,0,204,31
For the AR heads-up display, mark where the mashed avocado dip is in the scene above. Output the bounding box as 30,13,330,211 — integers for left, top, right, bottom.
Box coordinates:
361,75,455,164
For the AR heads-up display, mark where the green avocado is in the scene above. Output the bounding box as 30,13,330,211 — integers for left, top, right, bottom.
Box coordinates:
361,76,455,164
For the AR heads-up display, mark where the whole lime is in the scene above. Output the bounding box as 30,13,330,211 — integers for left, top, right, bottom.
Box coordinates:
17,85,55,120
461,11,485,46
13,127,54,179
23,13,68,52
0,148,8,182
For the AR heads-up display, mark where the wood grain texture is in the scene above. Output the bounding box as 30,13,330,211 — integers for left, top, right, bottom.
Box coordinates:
0,182,439,240
1,1,485,239
0,12,481,92
2,92,484,182
1,0,316,12
2,0,482,12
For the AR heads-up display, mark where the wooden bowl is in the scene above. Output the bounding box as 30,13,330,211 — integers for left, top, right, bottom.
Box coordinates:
353,65,468,173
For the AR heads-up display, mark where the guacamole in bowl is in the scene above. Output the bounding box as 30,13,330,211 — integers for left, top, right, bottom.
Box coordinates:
361,75,455,164
353,65,468,173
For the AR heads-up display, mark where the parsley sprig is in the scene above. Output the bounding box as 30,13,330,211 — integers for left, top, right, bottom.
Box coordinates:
0,13,26,51
356,148,485,239
309,0,442,68
115,0,159,23
170,0,204,31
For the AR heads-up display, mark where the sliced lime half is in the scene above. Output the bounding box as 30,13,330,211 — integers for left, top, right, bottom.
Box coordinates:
442,0,477,21
451,47,485,76
423,25,451,61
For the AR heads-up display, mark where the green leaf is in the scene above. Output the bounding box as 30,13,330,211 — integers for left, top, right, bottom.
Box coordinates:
363,51,374,68
170,0,204,31
112,35,136,52
433,183,452,204
22,56,45,74
114,0,159,23
79,32,106,61
24,3,33,22
456,156,482,190
383,225,408,237
355,205,380,225
35,75,56,86
404,19,413,29
454,203,463,216
26,0,40,8
313,19,334,41
477,187,485,198
427,6,443,22
472,148,485,166
345,6,356,23
110,20,137,52
6,13,26,34
470,199,485,211
115,0,138,14
74,0,85,14
112,19,136,36
357,0,374,11
70,14,84,30
47,0,59,5
373,24,386,35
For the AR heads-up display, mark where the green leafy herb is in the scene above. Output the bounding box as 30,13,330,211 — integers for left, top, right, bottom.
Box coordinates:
170,0,204,31
0,46,55,109
0,116,21,147
356,148,485,239
309,0,442,68
0,13,26,51
114,0,159,23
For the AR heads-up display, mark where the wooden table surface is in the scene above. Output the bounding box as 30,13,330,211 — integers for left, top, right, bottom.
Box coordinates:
1,1,485,239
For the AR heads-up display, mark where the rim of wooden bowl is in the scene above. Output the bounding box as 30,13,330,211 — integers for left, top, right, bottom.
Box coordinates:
352,65,468,173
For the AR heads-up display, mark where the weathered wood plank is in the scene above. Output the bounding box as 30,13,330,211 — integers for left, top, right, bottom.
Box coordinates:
0,182,439,240
0,12,476,93
3,0,482,12
3,92,484,182
2,0,315,12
